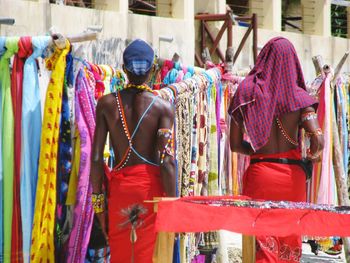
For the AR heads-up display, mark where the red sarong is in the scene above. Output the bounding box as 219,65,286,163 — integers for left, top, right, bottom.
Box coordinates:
244,149,306,263
106,164,165,263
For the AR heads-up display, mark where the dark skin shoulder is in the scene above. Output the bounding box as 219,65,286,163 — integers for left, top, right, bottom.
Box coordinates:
230,106,324,158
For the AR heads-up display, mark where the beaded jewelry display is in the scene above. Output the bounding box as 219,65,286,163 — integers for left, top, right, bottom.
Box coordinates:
92,193,105,214
157,128,174,164
301,112,317,123
276,118,299,146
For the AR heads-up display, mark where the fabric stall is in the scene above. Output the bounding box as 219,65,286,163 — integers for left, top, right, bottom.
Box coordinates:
0,33,350,263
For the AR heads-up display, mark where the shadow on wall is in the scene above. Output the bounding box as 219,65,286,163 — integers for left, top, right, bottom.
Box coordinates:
74,38,126,68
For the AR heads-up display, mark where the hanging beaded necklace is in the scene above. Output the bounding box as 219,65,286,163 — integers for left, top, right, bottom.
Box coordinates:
124,83,154,93
114,83,155,170
276,118,299,146
114,91,133,170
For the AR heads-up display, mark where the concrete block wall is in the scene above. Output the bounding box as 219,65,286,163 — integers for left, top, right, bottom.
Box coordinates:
0,0,195,64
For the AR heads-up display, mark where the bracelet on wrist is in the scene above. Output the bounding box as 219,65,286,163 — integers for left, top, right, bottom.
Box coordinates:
92,193,105,214
305,128,323,137
301,112,317,123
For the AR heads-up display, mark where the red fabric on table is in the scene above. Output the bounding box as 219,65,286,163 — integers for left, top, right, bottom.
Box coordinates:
106,164,165,263
10,36,32,263
155,196,350,237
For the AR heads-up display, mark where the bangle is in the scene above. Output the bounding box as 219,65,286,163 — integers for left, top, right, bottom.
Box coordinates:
305,128,323,137
301,112,317,123
92,193,105,214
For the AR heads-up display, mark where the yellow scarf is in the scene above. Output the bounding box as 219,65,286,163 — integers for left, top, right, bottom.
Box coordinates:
30,41,70,263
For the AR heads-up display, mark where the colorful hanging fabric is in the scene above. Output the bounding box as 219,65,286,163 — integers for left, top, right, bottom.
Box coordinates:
0,36,5,263
208,83,219,196
21,36,50,263
66,68,95,263
316,77,337,205
0,36,19,263
30,40,70,263
66,129,80,206
189,81,199,196
11,35,32,263
55,52,73,260
197,89,209,196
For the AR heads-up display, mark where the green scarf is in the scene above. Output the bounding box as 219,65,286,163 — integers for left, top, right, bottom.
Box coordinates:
0,37,19,263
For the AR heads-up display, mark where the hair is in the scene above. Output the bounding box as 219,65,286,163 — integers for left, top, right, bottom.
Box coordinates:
123,65,152,85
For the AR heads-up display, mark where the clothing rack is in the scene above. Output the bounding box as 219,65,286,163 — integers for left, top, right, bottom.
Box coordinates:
51,32,98,49
312,53,350,263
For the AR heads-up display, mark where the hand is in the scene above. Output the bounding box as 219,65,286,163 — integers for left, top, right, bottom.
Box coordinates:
307,132,324,161
95,211,109,244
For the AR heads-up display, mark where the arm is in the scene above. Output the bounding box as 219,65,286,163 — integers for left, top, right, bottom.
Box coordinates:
157,102,176,197
229,118,254,155
90,98,109,240
301,106,324,160
91,98,108,193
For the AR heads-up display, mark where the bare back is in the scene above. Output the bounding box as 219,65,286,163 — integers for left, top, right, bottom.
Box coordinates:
99,89,172,166
255,110,301,154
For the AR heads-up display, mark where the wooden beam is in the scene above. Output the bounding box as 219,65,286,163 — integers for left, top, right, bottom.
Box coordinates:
210,20,228,56
233,24,253,64
203,22,225,62
333,51,349,83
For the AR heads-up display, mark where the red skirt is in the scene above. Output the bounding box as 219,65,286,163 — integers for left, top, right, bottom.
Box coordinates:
106,164,165,263
243,149,306,263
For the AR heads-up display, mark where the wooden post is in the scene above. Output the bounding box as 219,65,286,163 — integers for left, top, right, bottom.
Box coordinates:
150,198,178,263
332,51,349,84
252,13,258,64
202,47,212,64
224,47,234,73
242,235,255,263
312,55,324,76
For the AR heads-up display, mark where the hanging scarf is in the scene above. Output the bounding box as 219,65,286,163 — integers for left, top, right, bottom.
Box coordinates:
21,36,50,263
66,68,95,263
0,36,19,263
30,40,70,263
208,83,219,196
228,37,317,151
55,53,73,260
10,36,32,263
0,36,6,263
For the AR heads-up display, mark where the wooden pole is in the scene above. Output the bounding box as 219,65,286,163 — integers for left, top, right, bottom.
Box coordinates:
332,51,349,84
51,32,98,49
252,13,258,64
312,55,324,76
330,86,350,262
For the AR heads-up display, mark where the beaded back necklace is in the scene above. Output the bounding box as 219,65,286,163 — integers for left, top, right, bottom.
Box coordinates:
276,118,299,146
115,92,133,170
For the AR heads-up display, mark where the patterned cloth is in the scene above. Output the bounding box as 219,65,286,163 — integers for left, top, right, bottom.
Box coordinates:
11,35,32,263
66,68,95,263
228,37,317,151
55,53,73,261
30,40,70,263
